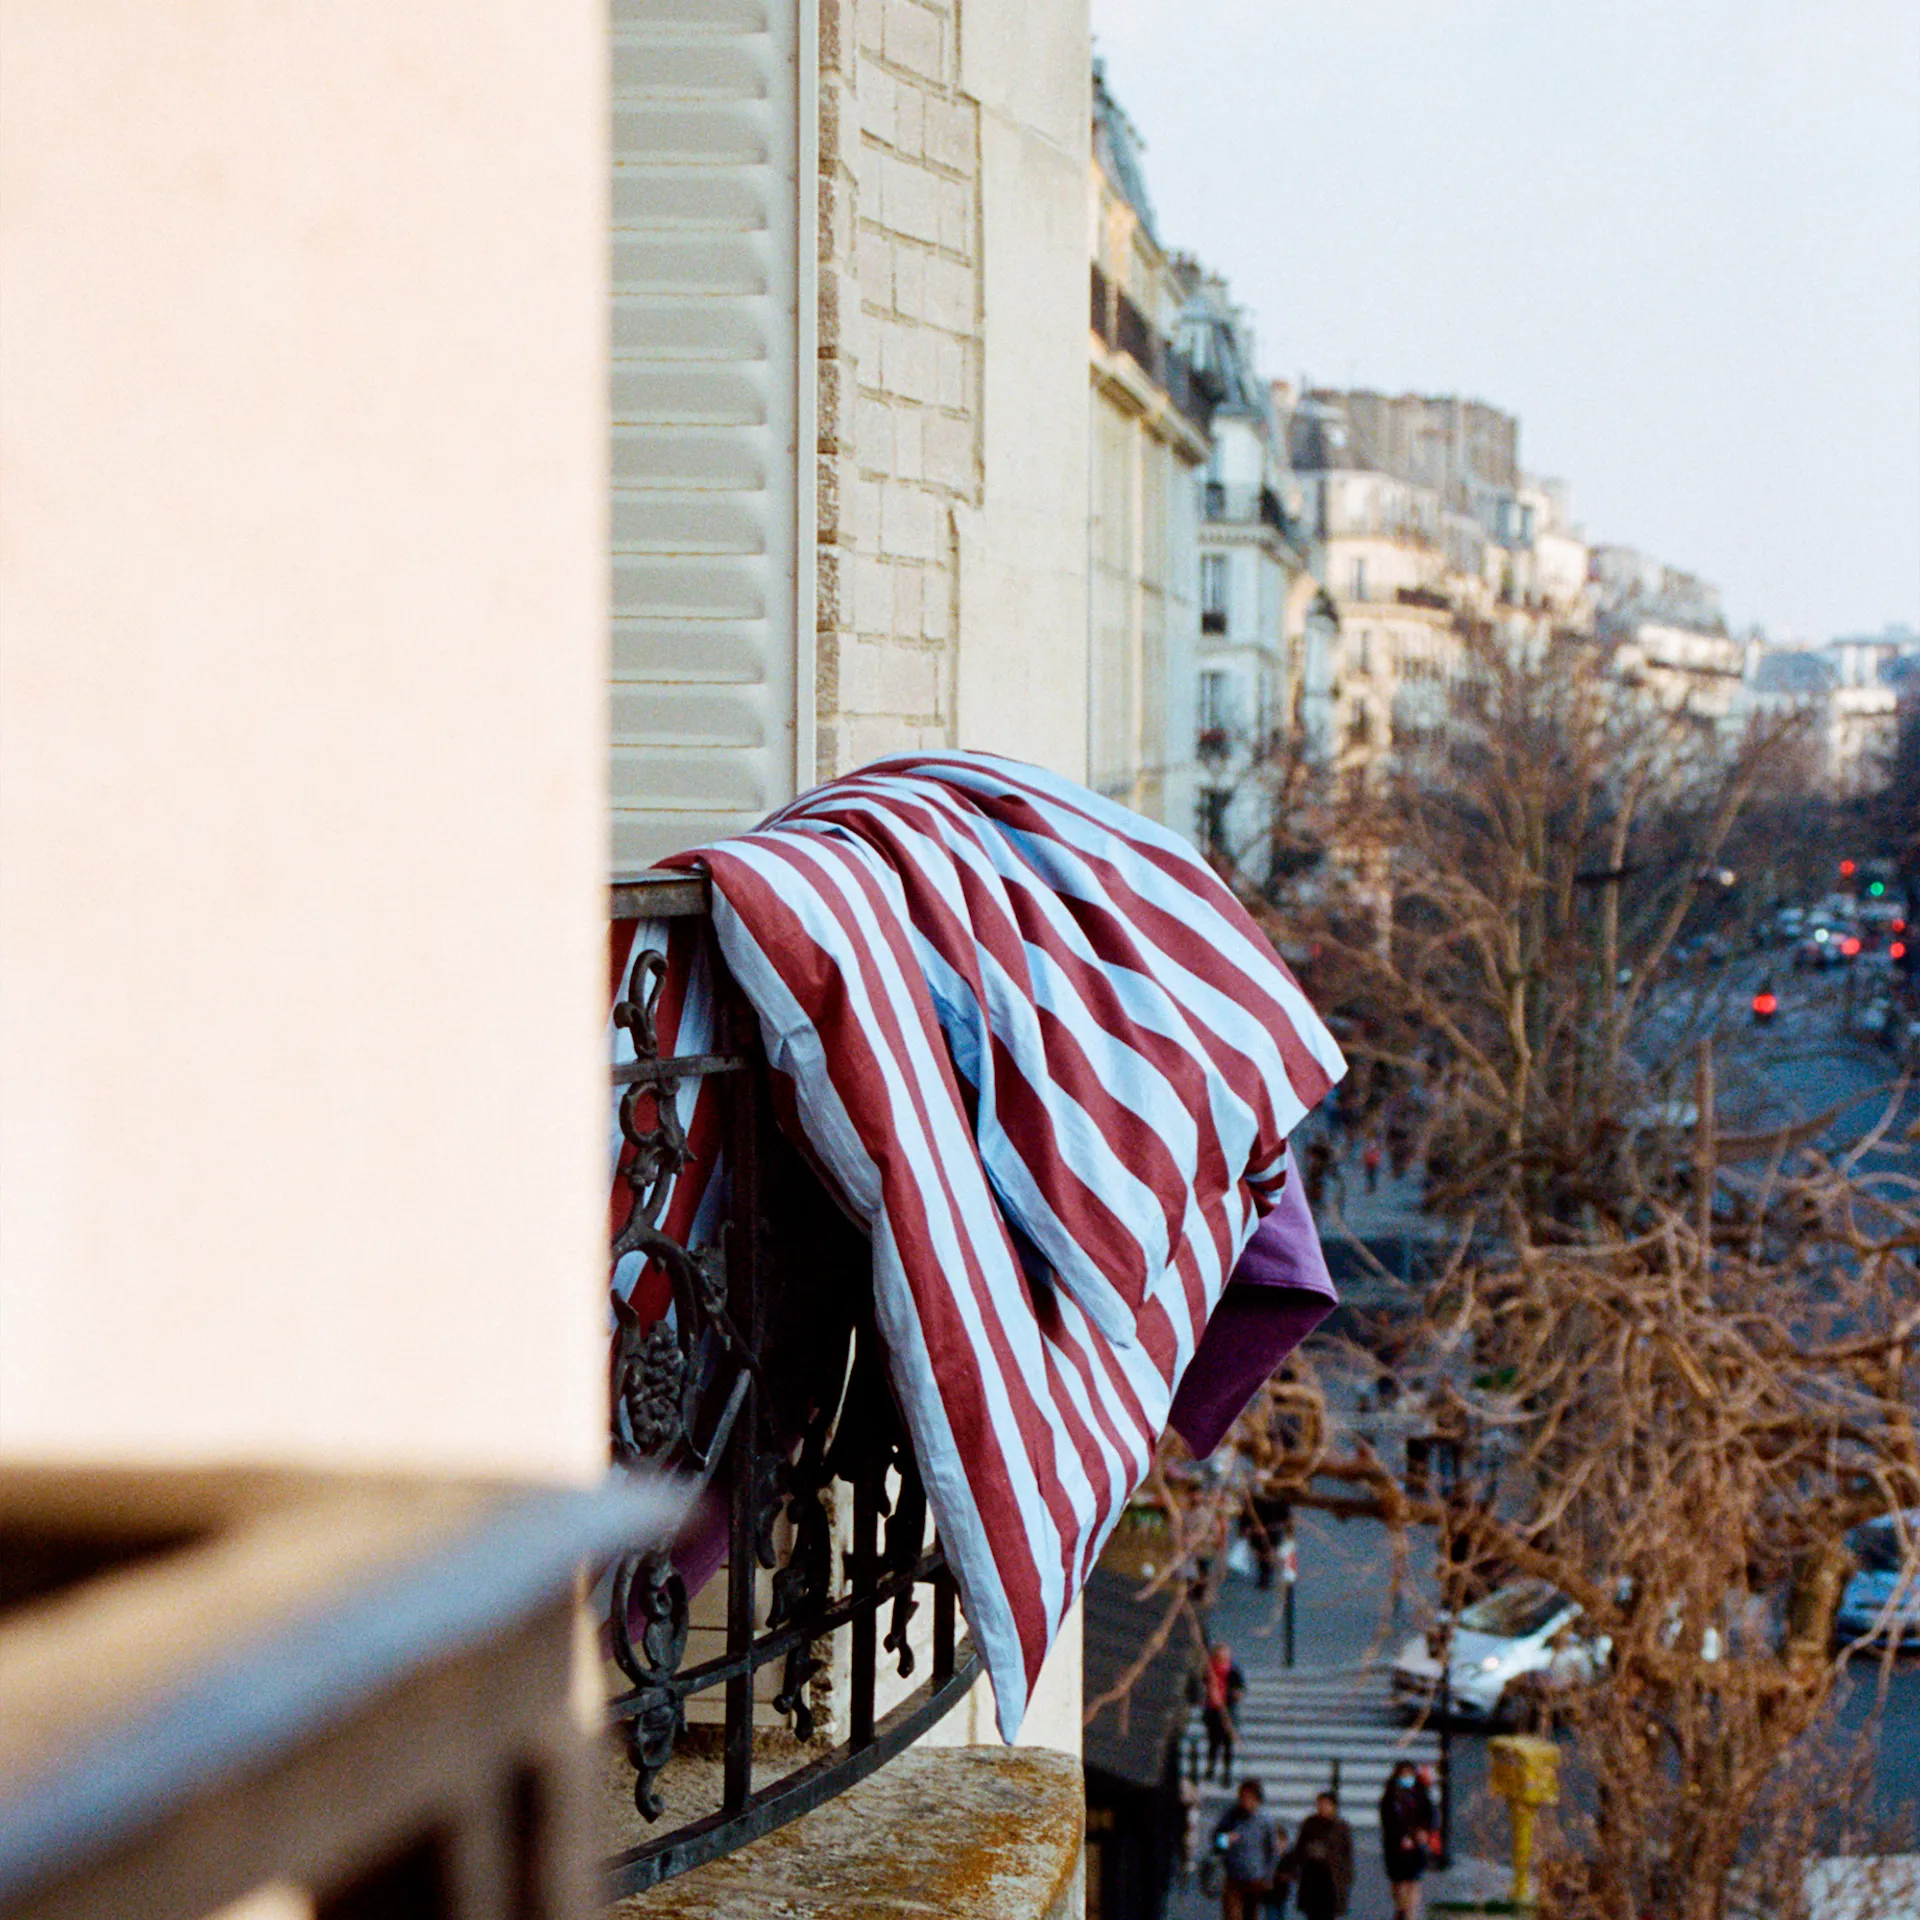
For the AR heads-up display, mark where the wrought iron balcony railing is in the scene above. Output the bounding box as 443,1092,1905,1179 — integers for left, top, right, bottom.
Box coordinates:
604,872,980,1896
1091,263,1214,436
1201,482,1293,538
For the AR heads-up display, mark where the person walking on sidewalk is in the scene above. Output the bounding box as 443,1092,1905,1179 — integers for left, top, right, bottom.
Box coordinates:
1201,1640,1246,1781
1379,1761,1438,1920
1285,1791,1353,1920
1362,1138,1383,1194
1302,1134,1332,1209
1210,1778,1282,1920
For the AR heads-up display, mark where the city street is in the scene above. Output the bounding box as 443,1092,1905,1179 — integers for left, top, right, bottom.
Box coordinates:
1170,1510,1917,1918
1166,959,1917,1913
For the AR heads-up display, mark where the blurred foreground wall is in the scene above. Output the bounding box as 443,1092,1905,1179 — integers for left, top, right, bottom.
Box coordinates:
0,1,611,1482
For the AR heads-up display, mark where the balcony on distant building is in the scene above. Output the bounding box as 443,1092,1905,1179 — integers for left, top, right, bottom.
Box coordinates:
1201,483,1294,539
1089,262,1114,347
1091,265,1214,436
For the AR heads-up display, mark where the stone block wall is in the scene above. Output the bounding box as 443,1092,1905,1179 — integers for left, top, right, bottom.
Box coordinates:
816,0,981,779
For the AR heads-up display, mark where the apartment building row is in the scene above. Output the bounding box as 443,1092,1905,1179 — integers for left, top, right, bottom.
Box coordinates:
1084,68,1760,884
1747,625,1920,795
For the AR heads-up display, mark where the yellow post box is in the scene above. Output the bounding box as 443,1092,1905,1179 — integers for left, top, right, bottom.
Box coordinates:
1487,1734,1561,1906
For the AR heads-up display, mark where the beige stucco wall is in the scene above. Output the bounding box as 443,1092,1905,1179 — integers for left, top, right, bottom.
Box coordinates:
957,0,1090,778
0,2,609,1483
950,0,1090,1755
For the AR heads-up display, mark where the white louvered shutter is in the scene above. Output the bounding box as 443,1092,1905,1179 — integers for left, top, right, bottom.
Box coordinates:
610,0,811,873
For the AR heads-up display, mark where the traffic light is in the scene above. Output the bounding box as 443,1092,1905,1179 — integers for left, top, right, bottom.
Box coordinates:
1868,880,1886,897
1840,859,1857,878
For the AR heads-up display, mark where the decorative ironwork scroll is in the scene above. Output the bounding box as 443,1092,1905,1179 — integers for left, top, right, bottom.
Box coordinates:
604,876,979,1893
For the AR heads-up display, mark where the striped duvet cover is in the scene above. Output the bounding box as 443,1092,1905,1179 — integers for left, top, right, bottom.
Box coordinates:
611,752,1344,1737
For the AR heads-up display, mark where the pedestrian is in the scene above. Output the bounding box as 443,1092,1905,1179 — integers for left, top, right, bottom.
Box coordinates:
1202,1640,1246,1781
1379,1760,1439,1920
1242,1503,1282,1590
1285,1790,1353,1920
1178,1774,1202,1885
1210,1778,1282,1920
1362,1138,1382,1194
1303,1135,1332,1209
1385,1107,1413,1178
1326,1145,1349,1213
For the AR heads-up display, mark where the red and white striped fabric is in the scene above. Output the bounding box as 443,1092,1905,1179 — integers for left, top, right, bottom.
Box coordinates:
611,752,1344,1737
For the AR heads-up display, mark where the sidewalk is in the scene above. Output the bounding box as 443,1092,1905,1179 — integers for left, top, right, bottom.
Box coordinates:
1292,1123,1454,1318
1165,1826,1509,1919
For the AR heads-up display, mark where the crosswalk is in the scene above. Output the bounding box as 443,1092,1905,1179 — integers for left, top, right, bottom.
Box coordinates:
1188,1663,1444,1832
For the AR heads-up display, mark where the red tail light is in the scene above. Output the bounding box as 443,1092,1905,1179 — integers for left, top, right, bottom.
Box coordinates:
1841,936,1862,957
1893,942,1908,961
1752,992,1778,1016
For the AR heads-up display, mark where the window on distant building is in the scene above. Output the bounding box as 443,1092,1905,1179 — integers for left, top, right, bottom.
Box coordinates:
1352,557,1368,603
1198,788,1231,861
1200,553,1229,634
1198,669,1231,734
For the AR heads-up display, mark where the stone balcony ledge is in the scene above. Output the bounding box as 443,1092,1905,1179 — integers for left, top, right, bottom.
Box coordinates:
611,1746,1085,1920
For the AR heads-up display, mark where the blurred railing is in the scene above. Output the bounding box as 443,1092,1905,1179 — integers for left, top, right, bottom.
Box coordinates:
1,1466,669,1920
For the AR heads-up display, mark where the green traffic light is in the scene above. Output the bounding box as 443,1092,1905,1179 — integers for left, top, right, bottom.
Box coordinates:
1868,881,1885,897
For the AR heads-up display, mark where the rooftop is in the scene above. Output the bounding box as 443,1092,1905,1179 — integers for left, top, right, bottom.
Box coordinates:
1092,62,1159,246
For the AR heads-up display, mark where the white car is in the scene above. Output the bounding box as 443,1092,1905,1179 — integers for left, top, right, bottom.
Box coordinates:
1391,1580,1604,1725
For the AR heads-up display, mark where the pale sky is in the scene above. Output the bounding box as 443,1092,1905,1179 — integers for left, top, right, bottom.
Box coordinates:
1091,0,1920,642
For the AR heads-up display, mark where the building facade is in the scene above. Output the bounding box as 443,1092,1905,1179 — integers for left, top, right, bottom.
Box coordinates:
1173,270,1323,873
1825,628,1917,794
1592,546,1744,739
1287,390,1480,781
1086,64,1211,832
1746,625,1920,796
1287,388,1606,783
1487,474,1593,663
614,0,1095,871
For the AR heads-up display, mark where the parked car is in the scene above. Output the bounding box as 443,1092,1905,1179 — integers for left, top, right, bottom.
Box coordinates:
1834,1511,1920,1654
1391,1579,1604,1724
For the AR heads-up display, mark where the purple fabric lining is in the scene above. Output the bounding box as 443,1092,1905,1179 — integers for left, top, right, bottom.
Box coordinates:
1168,1162,1337,1458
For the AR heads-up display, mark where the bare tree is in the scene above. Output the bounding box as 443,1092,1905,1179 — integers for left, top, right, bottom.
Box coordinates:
1279,631,1821,1230
1093,629,1920,1917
